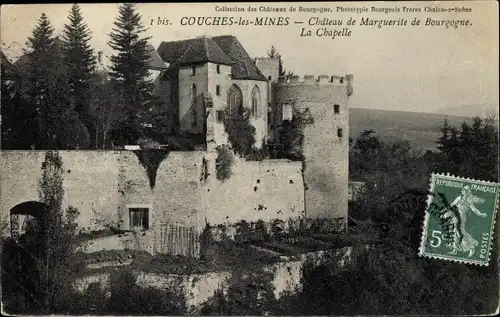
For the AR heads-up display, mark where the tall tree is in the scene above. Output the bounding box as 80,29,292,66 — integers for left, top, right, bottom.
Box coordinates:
36,151,80,313
61,4,97,129
1,151,80,314
23,13,59,148
107,3,154,145
23,13,88,149
88,81,128,149
436,118,450,153
1,53,38,149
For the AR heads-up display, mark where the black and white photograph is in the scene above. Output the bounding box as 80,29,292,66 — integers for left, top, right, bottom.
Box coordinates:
0,1,499,315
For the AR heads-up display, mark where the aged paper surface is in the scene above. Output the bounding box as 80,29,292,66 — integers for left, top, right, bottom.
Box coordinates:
1,1,499,316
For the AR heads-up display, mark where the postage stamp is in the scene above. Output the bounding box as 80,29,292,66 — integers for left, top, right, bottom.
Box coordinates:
419,173,499,266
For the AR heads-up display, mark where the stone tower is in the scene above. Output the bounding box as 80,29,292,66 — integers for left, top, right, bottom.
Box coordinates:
273,74,353,222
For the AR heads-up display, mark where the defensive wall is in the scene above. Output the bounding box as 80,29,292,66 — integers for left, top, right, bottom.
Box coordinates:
0,150,305,256
273,74,353,222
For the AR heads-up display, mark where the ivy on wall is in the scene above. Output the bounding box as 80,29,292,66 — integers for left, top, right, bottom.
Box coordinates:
222,107,256,157
215,145,234,182
279,105,306,161
133,150,171,188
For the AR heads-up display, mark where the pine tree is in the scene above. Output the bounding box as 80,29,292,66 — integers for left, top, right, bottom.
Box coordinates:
23,14,89,149
107,3,154,145
61,4,97,118
458,121,474,175
436,118,450,153
1,52,38,149
24,14,63,148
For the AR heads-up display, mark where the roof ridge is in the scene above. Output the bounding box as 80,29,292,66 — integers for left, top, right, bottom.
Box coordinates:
203,37,211,61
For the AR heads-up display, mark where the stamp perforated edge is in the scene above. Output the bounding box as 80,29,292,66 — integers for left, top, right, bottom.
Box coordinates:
418,172,500,266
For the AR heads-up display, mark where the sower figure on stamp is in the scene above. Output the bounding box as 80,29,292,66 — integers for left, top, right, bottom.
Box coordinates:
445,185,487,257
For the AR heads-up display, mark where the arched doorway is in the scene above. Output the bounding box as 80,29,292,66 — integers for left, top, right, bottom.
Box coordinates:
227,84,243,117
10,201,47,242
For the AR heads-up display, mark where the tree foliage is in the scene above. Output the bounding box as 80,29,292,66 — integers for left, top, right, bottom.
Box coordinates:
88,80,128,149
284,119,499,315
1,151,81,314
107,3,154,145
61,4,97,116
215,145,234,181
278,106,306,161
222,106,256,157
267,45,293,78
436,116,498,181
2,13,90,149
200,266,278,316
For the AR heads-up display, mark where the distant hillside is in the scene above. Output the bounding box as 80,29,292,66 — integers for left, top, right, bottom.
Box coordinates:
349,108,473,152
436,104,499,120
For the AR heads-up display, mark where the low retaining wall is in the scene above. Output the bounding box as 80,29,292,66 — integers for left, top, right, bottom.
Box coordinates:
74,246,352,310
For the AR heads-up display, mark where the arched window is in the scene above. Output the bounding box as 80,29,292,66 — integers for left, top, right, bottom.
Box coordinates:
227,84,243,117
191,84,197,127
191,84,197,104
251,85,261,117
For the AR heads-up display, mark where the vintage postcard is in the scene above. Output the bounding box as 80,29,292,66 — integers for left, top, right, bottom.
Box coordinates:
0,1,499,316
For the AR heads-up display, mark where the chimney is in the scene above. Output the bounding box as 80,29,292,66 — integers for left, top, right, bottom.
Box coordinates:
98,51,103,64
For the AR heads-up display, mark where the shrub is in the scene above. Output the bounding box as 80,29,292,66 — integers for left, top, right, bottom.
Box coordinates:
133,149,170,188
222,107,256,157
215,145,234,181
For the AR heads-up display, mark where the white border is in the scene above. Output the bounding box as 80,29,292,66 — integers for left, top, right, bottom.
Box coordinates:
418,173,500,266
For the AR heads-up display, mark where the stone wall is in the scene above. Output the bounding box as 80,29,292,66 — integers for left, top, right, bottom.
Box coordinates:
1,150,305,256
202,154,305,226
0,151,204,243
74,246,353,311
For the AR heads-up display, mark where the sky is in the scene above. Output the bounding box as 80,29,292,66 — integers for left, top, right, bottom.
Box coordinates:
1,2,498,114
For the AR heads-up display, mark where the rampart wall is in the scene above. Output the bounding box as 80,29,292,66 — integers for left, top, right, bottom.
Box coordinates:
0,150,305,255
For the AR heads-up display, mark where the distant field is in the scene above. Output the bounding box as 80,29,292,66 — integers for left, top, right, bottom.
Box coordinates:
349,108,473,152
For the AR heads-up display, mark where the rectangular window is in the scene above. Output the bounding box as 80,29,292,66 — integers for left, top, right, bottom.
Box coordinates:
216,65,220,74
216,110,224,123
191,65,196,75
282,104,293,121
334,104,340,114
337,128,343,138
216,85,220,96
268,75,272,81
129,208,149,230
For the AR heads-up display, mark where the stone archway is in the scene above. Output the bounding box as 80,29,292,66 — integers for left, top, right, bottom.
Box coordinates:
10,201,47,241
227,84,243,117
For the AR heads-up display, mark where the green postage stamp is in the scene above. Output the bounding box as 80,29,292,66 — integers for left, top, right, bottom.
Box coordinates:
419,173,499,266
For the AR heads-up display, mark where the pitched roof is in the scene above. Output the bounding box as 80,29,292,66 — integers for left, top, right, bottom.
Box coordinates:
13,37,64,68
146,44,168,70
157,35,267,81
177,37,233,66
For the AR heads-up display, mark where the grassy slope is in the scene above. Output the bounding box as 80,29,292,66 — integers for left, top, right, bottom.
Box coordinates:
349,108,472,152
